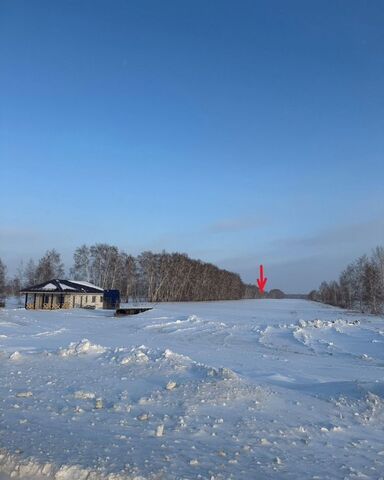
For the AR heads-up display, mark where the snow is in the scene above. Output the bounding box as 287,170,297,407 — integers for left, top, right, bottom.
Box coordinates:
0,299,384,479
58,339,107,357
68,281,104,291
58,283,76,291
41,283,57,291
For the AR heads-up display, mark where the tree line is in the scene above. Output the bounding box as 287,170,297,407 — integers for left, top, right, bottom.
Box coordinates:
0,245,258,302
309,246,384,315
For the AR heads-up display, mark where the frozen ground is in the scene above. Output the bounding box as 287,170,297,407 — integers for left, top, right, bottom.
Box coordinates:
1,299,384,479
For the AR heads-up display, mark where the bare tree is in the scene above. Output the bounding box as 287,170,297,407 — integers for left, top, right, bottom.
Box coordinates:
88,244,120,289
52,243,256,302
315,247,384,314
116,253,137,302
70,245,90,281
363,261,383,315
372,246,384,307
35,250,65,283
0,259,6,296
339,265,355,309
24,259,37,286
308,290,319,302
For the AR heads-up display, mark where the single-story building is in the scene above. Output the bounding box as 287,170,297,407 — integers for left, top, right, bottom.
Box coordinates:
20,279,104,310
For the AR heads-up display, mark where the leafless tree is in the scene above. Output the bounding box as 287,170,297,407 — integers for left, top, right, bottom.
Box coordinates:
363,261,383,315
70,245,90,281
0,259,6,296
35,250,65,283
314,247,384,314
24,259,37,286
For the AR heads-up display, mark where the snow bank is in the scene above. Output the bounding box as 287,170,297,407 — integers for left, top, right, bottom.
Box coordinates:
58,339,107,357
297,318,359,329
0,449,146,480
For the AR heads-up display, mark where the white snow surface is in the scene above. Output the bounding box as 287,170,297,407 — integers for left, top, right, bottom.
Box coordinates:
40,284,57,291
68,281,104,291
1,299,384,479
58,283,76,291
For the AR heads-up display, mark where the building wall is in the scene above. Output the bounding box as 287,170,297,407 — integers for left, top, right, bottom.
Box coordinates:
70,294,103,309
26,293,104,310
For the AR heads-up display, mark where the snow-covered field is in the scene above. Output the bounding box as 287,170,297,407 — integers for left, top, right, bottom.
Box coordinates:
1,299,384,479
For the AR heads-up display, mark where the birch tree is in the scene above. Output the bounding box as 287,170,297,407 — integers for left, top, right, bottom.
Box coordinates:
35,250,65,283
70,245,90,281
0,259,6,295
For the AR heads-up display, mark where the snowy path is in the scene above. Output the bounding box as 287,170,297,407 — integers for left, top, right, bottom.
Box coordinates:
1,299,384,479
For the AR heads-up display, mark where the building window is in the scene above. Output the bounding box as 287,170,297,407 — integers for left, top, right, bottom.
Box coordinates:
92,296,96,303
100,296,103,302
85,296,88,303
44,295,50,304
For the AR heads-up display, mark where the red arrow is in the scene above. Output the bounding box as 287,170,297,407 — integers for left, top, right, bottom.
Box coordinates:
257,264,267,294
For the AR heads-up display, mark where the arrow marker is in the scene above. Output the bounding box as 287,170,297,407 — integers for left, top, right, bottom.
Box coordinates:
257,264,267,294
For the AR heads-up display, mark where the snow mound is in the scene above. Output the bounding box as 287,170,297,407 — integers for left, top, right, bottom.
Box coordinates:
58,339,107,357
120,350,149,365
193,362,238,380
161,348,192,364
74,390,96,400
107,346,238,381
297,318,359,329
144,314,207,334
105,345,151,366
9,351,23,361
0,449,146,480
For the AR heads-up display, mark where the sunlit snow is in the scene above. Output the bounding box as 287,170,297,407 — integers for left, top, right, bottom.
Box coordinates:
40,284,57,291
68,281,104,291
0,299,383,479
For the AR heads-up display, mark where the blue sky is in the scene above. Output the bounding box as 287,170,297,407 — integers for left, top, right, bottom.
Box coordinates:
1,0,384,292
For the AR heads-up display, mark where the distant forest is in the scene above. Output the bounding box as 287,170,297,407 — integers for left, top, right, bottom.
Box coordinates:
0,245,284,302
309,246,384,315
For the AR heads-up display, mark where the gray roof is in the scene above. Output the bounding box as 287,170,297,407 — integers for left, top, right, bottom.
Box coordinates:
20,279,103,294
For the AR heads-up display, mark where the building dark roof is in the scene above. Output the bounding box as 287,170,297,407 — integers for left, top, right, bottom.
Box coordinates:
20,279,104,294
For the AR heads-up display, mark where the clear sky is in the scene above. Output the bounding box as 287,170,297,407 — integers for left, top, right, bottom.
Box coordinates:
1,0,383,293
